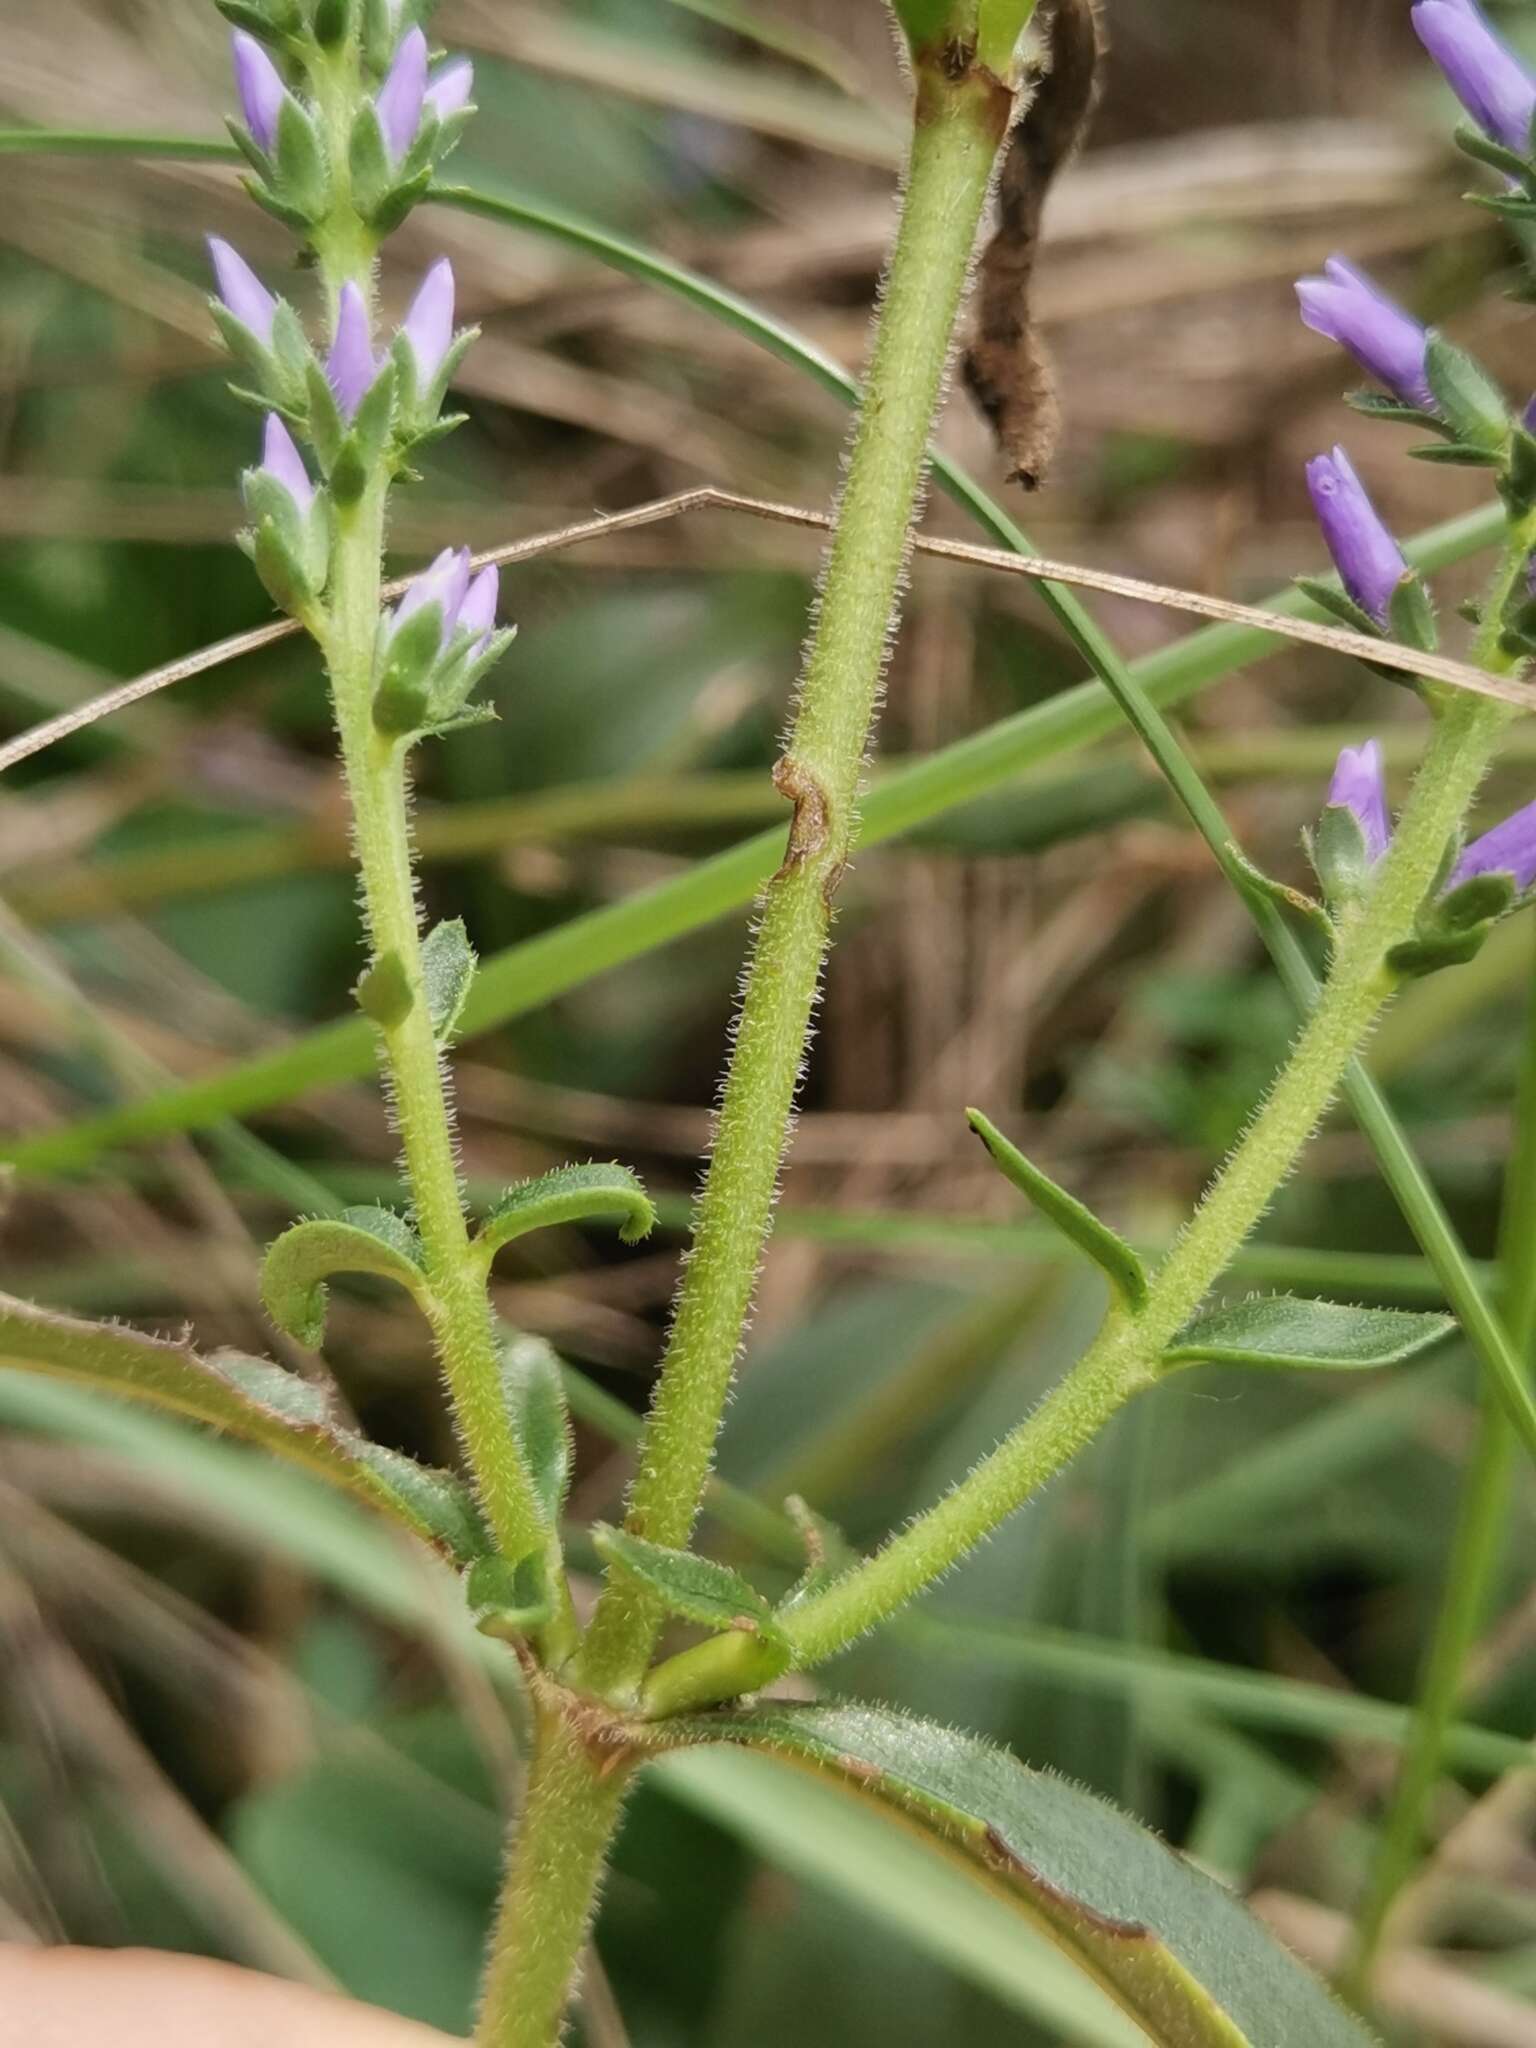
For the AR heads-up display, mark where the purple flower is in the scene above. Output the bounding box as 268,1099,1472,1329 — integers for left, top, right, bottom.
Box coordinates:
1451,796,1536,890
231,30,289,154
392,547,473,647
259,413,314,515
1306,445,1410,627
376,25,428,162
208,236,277,344
1327,739,1391,863
1413,0,1536,154
1296,257,1434,411
458,564,499,650
327,283,380,419
402,258,455,391
426,57,474,123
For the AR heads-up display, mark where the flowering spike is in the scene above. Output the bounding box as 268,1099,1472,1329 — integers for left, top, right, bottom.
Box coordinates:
1305,445,1410,628
1413,0,1536,154
458,564,499,646
402,258,456,392
1327,740,1391,864
327,283,380,420
394,547,473,646
231,30,289,154
1452,795,1536,891
208,236,278,344
261,413,315,515
376,25,429,162
426,57,475,123
1295,257,1434,411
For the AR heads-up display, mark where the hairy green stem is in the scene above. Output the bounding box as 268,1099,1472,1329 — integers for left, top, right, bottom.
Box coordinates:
324,485,548,1580
304,52,559,1624
576,49,1014,1700
768,692,1510,1672
1344,933,1536,1995
475,1703,632,2048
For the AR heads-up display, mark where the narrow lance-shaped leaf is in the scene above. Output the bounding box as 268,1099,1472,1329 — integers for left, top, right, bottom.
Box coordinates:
261,1205,430,1348
652,1702,1375,2048
499,1332,573,1527
469,1162,655,1272
594,1526,787,1647
779,1493,852,1611
0,1291,485,1559
1162,1295,1455,1374
967,1109,1148,1312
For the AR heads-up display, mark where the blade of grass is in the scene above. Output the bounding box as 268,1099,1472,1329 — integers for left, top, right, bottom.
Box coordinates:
1345,930,1536,1996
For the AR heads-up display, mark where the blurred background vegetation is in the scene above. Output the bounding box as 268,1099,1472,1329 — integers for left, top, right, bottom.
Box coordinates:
3,0,1536,2041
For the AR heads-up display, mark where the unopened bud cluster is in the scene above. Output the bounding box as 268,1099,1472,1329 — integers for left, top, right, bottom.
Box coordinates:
207,0,510,745
1289,0,1536,975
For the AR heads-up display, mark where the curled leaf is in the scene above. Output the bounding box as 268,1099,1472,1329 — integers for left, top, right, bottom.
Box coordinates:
261,1205,430,1348
0,1291,484,1559
470,1163,655,1272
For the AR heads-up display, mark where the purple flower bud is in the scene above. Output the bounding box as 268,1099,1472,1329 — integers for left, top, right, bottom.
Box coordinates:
402,258,455,391
327,283,380,420
393,547,473,647
458,564,499,649
208,236,277,344
231,30,289,154
1305,445,1410,628
260,413,314,515
376,25,428,163
1326,739,1391,864
1451,795,1536,891
1295,257,1434,411
426,56,474,123
1413,0,1536,154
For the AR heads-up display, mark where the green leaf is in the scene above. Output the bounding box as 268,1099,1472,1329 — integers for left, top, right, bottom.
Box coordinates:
463,1551,551,1640
1452,118,1532,180
421,917,476,1046
1306,803,1375,912
1424,333,1509,451
594,1526,785,1642
273,94,328,221
1163,1296,1454,1374
779,1493,851,1610
469,1162,655,1271
261,1205,429,1348
1292,576,1380,637
499,1332,572,1526
967,1110,1148,1312
355,948,414,1028
1386,572,1437,655
0,1291,484,1558
654,1701,1376,2048
1340,389,1434,427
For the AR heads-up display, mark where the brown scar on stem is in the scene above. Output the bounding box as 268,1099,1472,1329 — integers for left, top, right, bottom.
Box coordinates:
771,755,832,883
